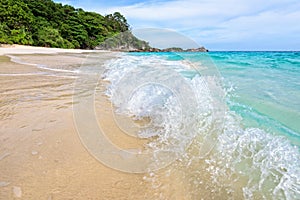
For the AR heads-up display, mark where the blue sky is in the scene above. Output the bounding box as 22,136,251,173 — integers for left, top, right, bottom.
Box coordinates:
54,0,300,50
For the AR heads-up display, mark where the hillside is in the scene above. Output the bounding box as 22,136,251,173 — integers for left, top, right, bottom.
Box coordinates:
0,0,132,49
96,31,151,51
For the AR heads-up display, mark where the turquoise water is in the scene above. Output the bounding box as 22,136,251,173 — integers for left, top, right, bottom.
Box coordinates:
130,51,300,146
104,52,300,198
209,51,300,146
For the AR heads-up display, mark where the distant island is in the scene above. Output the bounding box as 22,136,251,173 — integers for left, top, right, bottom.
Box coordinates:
128,47,209,52
0,0,208,52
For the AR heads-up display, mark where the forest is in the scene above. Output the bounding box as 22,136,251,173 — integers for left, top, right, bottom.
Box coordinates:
0,0,130,49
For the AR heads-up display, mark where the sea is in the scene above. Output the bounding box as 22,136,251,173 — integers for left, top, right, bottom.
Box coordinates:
102,51,300,199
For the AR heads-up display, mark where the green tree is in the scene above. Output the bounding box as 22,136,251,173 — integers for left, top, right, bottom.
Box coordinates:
10,28,33,45
0,0,133,49
0,23,11,44
36,27,73,48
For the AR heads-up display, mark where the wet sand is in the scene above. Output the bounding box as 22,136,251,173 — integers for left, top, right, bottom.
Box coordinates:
0,46,258,200
0,47,154,199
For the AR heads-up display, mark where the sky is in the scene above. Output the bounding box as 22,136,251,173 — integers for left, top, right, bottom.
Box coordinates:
54,0,300,51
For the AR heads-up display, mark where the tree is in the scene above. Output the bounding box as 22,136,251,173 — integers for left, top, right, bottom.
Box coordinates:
0,0,133,49
36,27,73,48
104,12,129,32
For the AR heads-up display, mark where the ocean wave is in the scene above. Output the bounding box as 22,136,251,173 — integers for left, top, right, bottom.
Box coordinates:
103,53,300,199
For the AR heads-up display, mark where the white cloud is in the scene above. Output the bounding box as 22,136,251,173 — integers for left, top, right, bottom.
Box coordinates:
95,0,300,50
100,0,295,22
133,28,199,49
54,0,72,5
199,9,300,44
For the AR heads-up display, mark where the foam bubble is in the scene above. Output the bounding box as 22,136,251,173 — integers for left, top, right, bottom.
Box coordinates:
103,53,300,199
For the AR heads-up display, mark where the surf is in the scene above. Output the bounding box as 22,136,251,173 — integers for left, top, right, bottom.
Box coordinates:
102,52,300,199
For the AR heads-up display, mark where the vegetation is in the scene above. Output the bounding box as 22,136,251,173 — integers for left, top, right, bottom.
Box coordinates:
0,0,130,49
96,31,150,51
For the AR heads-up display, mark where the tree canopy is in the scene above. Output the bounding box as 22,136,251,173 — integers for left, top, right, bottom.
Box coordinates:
0,0,130,49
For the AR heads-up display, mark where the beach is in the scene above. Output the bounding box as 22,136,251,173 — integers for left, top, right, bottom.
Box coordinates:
2,0,299,198
0,45,153,199
0,46,299,199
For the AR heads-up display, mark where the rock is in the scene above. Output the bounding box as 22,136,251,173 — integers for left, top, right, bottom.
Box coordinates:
95,31,151,51
129,46,209,53
31,151,38,155
186,47,209,52
13,186,22,198
37,142,43,146
162,47,184,52
48,194,53,200
0,181,10,187
0,152,10,161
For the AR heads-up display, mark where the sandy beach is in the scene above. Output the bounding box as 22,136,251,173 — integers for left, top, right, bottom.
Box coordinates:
0,45,258,200
0,45,155,199
2,0,299,198
2,45,297,200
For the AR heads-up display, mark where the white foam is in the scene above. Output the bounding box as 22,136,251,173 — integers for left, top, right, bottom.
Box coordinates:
103,54,300,199
103,55,215,152
8,55,79,74
0,73,77,78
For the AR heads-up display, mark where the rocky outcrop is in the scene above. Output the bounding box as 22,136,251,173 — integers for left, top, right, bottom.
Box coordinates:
129,46,209,53
185,47,209,52
95,31,151,51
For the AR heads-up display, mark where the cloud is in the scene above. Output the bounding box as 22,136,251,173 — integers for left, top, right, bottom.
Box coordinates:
57,0,300,50
133,28,199,49
100,0,294,23
197,7,300,50
54,0,73,5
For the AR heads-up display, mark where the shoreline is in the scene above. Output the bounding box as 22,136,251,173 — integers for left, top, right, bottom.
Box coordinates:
0,44,110,56
0,49,155,199
0,44,209,55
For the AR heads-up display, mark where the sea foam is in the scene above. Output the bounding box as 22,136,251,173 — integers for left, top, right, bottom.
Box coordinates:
102,53,300,199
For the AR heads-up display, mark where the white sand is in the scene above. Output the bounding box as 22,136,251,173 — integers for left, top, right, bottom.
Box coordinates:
0,51,155,199
0,44,108,55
